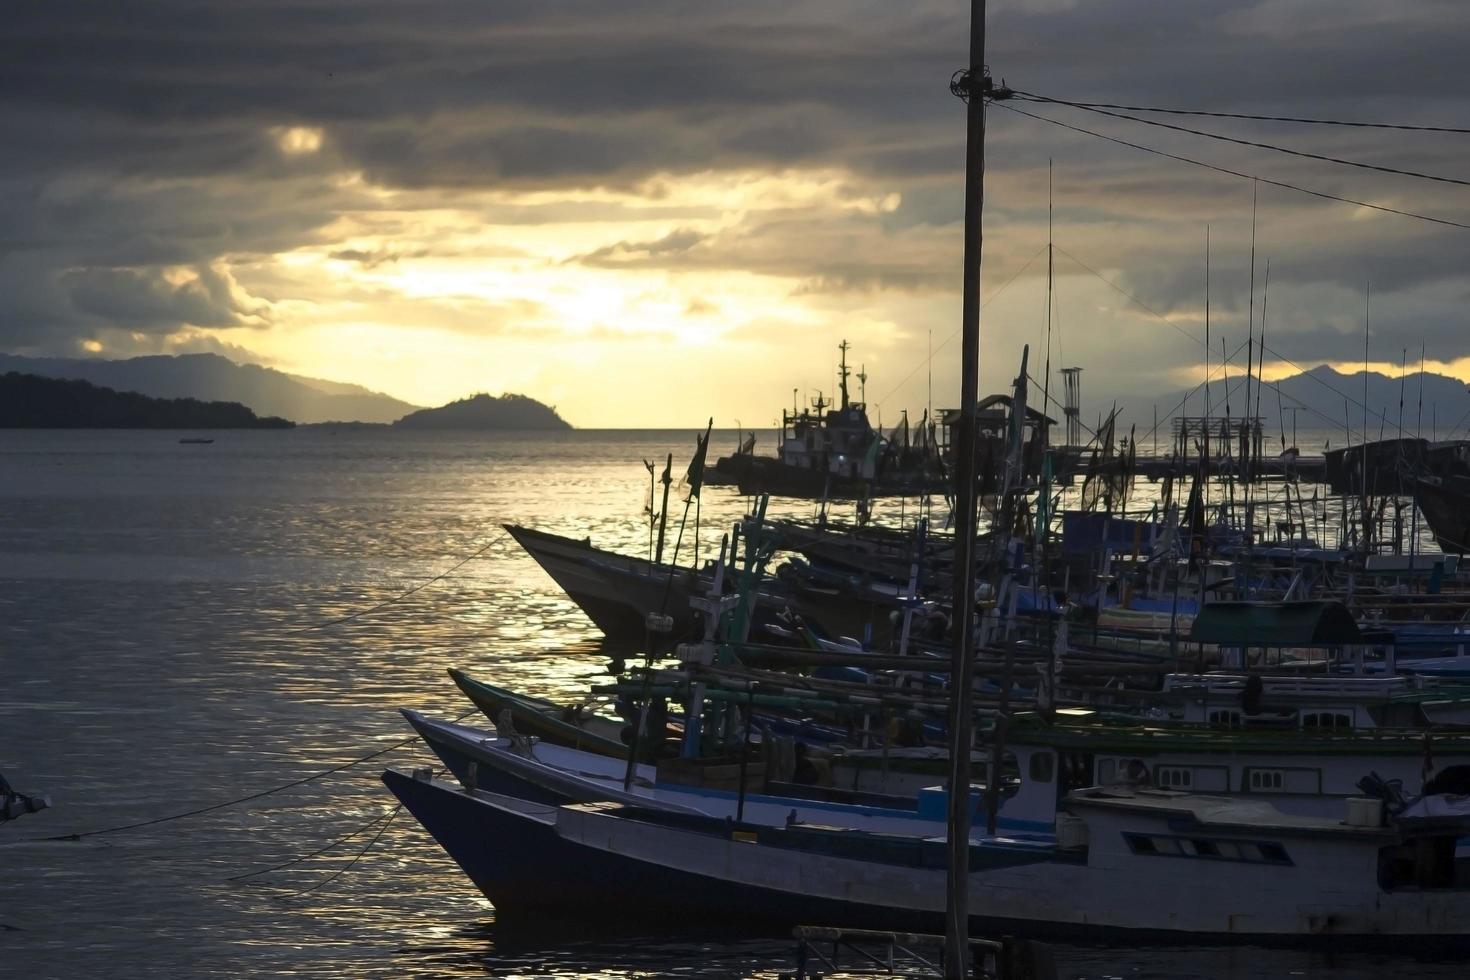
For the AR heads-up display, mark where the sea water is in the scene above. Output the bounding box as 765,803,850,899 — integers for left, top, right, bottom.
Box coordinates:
0,428,1459,978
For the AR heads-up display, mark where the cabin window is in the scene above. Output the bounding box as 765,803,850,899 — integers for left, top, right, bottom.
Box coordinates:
1208,709,1242,728
1256,842,1290,864
1302,711,1353,730
1097,759,1117,783
1029,751,1055,784
1248,769,1285,792
1156,766,1193,790
1124,833,1292,864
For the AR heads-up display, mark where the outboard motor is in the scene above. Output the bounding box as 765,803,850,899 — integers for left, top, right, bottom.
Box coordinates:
1356,771,1408,816
0,770,51,824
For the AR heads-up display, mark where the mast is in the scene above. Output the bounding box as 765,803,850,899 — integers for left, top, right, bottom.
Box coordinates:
1412,343,1426,559
944,0,993,972
838,339,851,410
1042,158,1054,452
1362,283,1371,554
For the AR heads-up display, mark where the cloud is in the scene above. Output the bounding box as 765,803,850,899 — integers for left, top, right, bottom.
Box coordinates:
3,0,1470,415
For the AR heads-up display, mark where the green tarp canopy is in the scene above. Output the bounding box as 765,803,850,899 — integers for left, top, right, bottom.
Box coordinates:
1187,600,1365,647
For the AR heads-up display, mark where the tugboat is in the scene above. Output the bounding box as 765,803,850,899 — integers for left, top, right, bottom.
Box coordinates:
710,341,946,500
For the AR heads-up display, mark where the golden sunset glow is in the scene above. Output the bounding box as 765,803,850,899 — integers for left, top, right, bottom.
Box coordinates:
186,166,950,425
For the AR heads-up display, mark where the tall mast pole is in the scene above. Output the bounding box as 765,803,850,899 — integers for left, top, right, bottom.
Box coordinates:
944,0,991,973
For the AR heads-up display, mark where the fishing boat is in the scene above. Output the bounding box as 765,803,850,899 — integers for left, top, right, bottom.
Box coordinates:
400,709,983,836
711,342,947,500
1414,473,1470,554
504,522,723,641
383,766,1470,943
504,523,792,642
448,668,631,758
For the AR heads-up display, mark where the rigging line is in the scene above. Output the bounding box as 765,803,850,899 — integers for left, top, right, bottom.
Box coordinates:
872,241,1049,408
13,709,477,844
1050,244,1203,349
1050,242,1392,429
1255,336,1399,432
1006,94,1470,136
1447,403,1470,442
282,537,497,635
1014,93,1470,188
1024,371,1100,442
995,103,1470,232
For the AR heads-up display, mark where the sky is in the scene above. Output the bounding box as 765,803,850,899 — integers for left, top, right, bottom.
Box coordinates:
4,1,1470,427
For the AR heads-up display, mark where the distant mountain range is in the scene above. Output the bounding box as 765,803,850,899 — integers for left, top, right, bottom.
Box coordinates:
1126,365,1470,446
0,352,572,429
0,353,420,424
1,372,292,428
394,393,570,430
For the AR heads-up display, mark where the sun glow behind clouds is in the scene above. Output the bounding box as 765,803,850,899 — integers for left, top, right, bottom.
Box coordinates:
230,166,908,422
273,126,323,155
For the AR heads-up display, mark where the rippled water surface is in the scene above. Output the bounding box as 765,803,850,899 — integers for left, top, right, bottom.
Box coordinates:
0,429,1462,978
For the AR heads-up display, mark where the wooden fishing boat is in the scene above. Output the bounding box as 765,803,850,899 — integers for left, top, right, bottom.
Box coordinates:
448,667,630,758
384,766,1470,944
503,523,706,640
400,709,972,836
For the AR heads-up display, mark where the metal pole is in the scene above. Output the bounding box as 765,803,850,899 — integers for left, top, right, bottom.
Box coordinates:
944,1,988,973
654,453,673,565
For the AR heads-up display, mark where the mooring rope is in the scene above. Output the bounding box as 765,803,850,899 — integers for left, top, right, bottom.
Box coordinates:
6,710,477,845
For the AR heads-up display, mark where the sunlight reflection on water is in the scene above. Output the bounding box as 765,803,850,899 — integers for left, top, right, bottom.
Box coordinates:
0,429,1459,979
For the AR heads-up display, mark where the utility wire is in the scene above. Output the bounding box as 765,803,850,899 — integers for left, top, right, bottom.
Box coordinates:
1014,92,1470,189
996,103,1470,232
872,241,1049,409
1005,96,1470,136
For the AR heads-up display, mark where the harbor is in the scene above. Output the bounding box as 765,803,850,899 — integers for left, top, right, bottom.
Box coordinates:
8,428,1470,979
8,1,1470,978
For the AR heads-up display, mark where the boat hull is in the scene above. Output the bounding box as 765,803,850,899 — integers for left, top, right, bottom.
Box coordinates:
448,668,631,758
504,523,705,640
385,770,1470,946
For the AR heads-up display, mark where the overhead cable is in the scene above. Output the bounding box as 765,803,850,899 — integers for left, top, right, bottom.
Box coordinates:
1014,92,1470,189
1006,95,1470,136
996,103,1470,232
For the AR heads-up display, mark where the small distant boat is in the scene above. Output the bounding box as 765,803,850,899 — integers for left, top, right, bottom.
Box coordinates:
178,437,214,445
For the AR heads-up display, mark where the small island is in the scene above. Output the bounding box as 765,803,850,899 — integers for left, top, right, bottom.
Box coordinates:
392,392,570,430
0,372,294,428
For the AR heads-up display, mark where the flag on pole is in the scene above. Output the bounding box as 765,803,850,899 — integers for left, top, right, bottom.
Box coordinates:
677,418,714,502
642,458,658,525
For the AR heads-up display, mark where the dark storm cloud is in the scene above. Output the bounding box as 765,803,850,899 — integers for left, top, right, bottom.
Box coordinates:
2,0,1469,371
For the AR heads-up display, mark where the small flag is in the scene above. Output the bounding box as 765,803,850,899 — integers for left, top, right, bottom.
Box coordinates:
677,418,714,502
642,458,658,524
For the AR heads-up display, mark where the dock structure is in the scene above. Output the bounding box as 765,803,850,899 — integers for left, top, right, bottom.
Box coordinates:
1130,451,1326,483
